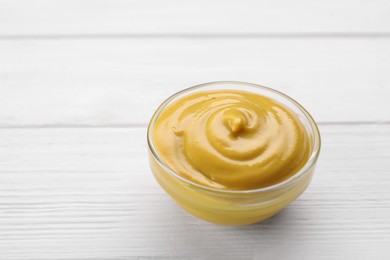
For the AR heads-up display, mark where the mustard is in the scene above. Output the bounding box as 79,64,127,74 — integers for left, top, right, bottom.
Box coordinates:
153,90,310,190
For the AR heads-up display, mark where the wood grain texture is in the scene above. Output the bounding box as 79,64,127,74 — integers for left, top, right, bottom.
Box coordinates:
1,1,390,259
1,0,389,36
0,125,389,259
1,38,390,127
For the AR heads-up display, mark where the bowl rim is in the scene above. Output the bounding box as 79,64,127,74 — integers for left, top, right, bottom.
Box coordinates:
147,81,321,194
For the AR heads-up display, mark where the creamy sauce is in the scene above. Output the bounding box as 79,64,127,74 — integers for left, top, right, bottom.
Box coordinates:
153,90,310,190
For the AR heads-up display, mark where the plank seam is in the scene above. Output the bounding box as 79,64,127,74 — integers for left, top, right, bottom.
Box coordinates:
1,33,390,40
0,121,389,129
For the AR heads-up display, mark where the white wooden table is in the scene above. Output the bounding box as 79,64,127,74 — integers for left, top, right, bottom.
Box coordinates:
1,1,390,259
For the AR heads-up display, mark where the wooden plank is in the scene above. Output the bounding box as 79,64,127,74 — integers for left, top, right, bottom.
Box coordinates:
0,0,389,36
0,125,389,259
1,38,389,127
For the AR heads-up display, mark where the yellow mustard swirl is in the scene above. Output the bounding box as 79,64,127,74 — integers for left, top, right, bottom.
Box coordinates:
153,90,310,190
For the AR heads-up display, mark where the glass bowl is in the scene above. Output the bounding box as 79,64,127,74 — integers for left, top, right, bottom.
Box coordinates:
147,81,321,225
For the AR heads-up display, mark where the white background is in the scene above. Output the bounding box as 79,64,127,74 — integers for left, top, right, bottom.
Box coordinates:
0,1,390,259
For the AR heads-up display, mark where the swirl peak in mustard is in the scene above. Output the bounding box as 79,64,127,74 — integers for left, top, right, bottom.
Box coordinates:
153,89,311,190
